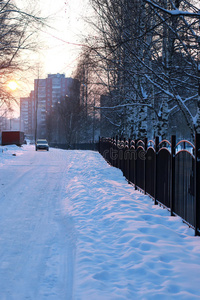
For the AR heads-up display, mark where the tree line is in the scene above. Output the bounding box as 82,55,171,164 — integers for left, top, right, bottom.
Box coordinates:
73,0,200,141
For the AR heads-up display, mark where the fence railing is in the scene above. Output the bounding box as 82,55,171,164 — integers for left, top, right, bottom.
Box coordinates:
99,134,200,236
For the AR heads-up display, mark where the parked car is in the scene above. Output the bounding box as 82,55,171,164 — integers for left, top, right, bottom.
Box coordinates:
35,139,49,151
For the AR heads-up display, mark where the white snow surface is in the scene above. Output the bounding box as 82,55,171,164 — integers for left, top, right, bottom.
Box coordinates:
0,145,200,300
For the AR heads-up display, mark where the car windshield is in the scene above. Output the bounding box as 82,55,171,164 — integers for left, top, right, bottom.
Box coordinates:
37,140,47,144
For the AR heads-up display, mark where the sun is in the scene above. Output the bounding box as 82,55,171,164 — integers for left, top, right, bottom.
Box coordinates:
7,81,18,91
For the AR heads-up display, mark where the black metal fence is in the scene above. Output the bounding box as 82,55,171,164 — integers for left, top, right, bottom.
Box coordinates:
99,134,200,236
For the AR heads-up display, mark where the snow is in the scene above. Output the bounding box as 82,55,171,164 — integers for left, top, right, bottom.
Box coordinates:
0,144,200,299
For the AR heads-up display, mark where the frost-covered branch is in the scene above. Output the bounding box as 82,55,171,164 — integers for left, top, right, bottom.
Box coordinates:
145,0,200,17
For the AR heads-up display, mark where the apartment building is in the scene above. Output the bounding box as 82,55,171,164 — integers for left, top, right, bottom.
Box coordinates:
20,97,32,134
20,74,79,140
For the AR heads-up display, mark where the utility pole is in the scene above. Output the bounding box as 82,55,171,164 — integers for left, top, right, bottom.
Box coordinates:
34,68,40,142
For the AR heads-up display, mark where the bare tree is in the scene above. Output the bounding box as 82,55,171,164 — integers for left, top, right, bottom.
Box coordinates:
46,79,82,147
0,0,46,117
86,0,200,140
73,47,102,142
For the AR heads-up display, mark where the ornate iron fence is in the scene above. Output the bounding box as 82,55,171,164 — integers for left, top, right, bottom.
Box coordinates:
99,134,200,236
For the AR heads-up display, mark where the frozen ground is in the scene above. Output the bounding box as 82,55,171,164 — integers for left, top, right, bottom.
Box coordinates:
0,144,200,300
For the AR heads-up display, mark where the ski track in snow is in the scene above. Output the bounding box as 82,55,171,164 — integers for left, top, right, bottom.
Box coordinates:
0,145,200,299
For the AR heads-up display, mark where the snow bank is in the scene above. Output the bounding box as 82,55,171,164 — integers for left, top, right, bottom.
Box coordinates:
0,144,27,166
62,151,200,300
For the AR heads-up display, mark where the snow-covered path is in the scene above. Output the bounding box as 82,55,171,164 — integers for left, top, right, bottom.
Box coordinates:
0,145,76,299
0,145,200,300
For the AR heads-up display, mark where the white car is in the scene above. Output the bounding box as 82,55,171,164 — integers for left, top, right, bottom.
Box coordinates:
35,139,49,151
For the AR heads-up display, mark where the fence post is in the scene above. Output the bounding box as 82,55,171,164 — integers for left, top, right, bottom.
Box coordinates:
144,137,147,194
118,136,121,170
135,139,137,190
113,136,115,167
128,138,131,183
123,137,126,176
98,136,101,154
195,132,200,236
109,138,113,166
112,136,116,168
119,136,123,171
154,136,159,205
116,135,119,168
171,135,176,216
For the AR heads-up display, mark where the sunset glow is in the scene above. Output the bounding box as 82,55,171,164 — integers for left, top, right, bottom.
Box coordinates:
7,81,18,91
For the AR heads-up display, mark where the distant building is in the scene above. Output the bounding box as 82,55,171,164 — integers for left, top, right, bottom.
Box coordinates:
20,97,33,135
0,116,10,131
20,74,80,140
0,116,20,132
10,118,20,131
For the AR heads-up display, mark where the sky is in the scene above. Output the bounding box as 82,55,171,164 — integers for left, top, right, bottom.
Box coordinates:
12,0,92,117
0,144,200,299
37,0,91,77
